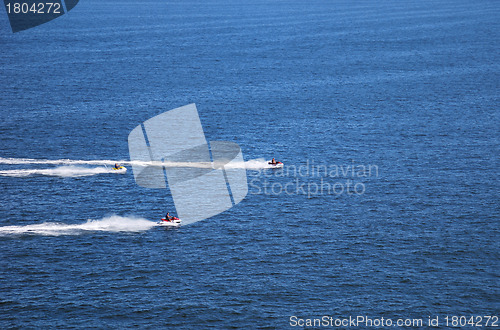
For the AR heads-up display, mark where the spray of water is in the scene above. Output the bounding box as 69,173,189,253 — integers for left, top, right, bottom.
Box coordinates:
0,166,125,178
0,157,276,178
0,215,158,236
0,157,122,166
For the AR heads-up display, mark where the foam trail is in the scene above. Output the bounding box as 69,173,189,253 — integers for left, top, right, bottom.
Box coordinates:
0,166,125,177
0,157,120,166
0,215,157,236
0,157,212,169
0,157,275,172
241,158,275,170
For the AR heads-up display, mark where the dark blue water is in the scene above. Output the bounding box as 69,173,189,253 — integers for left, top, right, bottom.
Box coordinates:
0,1,499,328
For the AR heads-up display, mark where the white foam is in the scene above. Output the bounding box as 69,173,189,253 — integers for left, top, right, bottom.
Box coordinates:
0,165,126,177
0,157,276,175
242,158,274,170
0,157,120,166
229,158,281,170
0,215,157,236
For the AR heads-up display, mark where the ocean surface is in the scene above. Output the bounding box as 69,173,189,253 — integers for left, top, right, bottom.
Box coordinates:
0,0,499,328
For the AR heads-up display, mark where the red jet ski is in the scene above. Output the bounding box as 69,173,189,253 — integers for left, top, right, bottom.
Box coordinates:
268,160,283,168
158,217,181,227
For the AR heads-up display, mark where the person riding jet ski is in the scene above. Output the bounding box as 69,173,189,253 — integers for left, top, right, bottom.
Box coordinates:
164,212,172,222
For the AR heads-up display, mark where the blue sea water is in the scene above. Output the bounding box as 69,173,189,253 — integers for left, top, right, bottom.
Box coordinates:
0,0,499,328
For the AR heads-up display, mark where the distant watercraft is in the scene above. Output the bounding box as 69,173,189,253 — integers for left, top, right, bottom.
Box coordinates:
268,161,283,168
158,217,181,227
111,166,127,173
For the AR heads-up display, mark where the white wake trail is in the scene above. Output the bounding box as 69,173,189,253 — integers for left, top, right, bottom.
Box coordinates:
0,157,212,168
0,215,157,236
0,157,120,166
0,166,125,177
242,158,274,170
1,166,105,177
0,157,275,176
